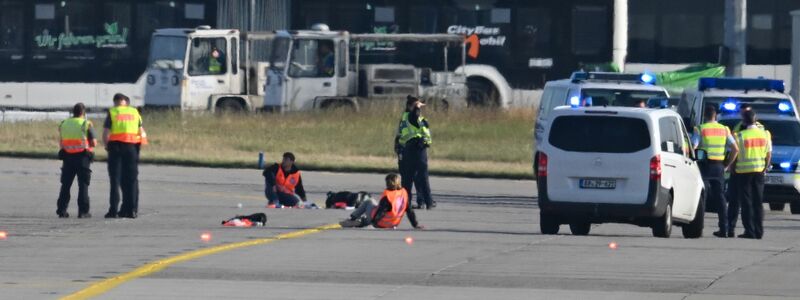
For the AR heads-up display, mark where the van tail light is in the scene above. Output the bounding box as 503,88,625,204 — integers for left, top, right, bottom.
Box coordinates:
650,155,661,181
538,152,548,177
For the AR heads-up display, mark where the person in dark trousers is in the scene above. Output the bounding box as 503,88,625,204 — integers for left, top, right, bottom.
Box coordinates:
395,95,436,209
732,110,772,239
263,152,308,208
103,93,147,219
693,105,739,237
727,104,768,233
340,173,423,229
57,103,97,218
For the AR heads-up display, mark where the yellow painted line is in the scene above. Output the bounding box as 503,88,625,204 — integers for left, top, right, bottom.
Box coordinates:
62,223,341,300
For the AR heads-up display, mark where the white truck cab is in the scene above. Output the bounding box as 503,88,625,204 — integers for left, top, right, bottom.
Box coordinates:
144,27,273,111
537,106,705,238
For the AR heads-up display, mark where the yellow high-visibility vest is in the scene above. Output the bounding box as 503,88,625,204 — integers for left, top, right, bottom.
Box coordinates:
60,117,93,153
735,128,770,173
695,122,730,161
108,106,143,144
397,112,432,147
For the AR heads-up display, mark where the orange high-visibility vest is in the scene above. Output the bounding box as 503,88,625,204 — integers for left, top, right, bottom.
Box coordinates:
108,106,144,144
373,189,409,228
60,117,93,154
275,166,301,194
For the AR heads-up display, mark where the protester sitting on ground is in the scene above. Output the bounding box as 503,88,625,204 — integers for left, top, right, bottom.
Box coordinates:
340,173,424,229
263,152,308,208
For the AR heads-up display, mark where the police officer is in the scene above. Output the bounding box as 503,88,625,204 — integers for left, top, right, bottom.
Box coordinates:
732,110,771,239
395,95,436,209
693,105,739,238
727,104,769,233
57,103,97,218
103,93,147,219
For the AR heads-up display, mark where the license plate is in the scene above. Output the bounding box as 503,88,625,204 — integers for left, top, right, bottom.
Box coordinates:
580,178,617,189
765,176,783,184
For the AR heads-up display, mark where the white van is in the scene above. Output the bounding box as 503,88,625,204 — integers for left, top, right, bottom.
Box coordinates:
534,72,669,173
536,106,705,238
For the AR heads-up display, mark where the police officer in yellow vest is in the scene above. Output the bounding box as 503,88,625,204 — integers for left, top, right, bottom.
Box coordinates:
693,105,739,238
57,103,97,218
103,93,147,219
732,110,772,239
395,95,435,209
727,103,770,235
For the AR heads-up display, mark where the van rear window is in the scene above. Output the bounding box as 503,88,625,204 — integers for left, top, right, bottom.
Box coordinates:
549,116,651,153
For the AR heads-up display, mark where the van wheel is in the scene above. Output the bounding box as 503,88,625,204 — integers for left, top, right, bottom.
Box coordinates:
769,203,785,211
790,200,800,214
540,211,560,235
652,202,672,238
569,222,591,236
682,195,705,239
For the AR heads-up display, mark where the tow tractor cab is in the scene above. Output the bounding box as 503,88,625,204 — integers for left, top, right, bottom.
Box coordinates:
536,106,705,238
534,72,669,172
264,28,469,112
144,26,274,111
690,78,800,214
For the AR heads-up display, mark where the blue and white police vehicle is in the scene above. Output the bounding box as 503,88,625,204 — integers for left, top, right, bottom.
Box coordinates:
680,77,800,214
534,72,669,175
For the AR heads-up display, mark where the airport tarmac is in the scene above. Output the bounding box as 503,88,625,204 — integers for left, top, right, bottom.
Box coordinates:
0,157,798,299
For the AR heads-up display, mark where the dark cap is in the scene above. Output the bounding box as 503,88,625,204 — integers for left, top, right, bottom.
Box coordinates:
406,95,424,107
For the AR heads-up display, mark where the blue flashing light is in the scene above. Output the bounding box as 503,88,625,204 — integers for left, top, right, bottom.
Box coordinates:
778,101,793,113
569,96,580,107
780,162,792,170
698,77,785,93
640,72,656,85
721,101,738,112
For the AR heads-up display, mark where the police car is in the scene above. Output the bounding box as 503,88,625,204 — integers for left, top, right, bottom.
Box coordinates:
534,72,670,173
680,77,800,214
536,106,705,238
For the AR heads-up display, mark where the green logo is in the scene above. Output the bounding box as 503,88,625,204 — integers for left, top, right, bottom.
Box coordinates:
35,22,129,50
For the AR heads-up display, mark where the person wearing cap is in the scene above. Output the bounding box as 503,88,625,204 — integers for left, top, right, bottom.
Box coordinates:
103,93,147,219
395,95,436,209
56,103,97,218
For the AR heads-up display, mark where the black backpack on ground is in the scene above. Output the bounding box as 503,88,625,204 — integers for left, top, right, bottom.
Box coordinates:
325,191,370,209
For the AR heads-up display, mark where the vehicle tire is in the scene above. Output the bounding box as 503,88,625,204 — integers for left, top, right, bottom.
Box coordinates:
682,195,705,239
652,201,672,238
569,222,591,236
540,211,560,235
466,77,499,108
769,202,785,211
216,98,245,113
790,200,800,215
322,100,356,112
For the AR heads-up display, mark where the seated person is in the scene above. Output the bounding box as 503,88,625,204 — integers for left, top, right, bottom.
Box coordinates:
340,173,424,229
263,152,307,208
633,99,646,108
317,41,335,77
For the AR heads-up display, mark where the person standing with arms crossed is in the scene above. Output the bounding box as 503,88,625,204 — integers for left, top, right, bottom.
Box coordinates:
103,93,147,219
56,103,97,218
732,110,771,239
693,105,739,238
395,95,436,209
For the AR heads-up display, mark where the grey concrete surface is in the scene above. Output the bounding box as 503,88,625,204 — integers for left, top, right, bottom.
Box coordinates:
0,157,798,299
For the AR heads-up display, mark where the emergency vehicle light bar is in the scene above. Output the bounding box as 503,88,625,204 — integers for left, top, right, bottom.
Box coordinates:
698,77,785,93
570,72,653,84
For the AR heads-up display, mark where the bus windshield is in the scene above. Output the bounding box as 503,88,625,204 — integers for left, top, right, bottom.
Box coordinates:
148,36,188,70
581,89,667,107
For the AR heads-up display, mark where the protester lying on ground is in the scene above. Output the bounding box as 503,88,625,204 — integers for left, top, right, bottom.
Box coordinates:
326,191,371,209
263,152,310,208
339,173,424,229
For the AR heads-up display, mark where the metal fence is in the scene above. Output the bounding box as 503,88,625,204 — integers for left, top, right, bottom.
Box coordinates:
216,0,290,31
